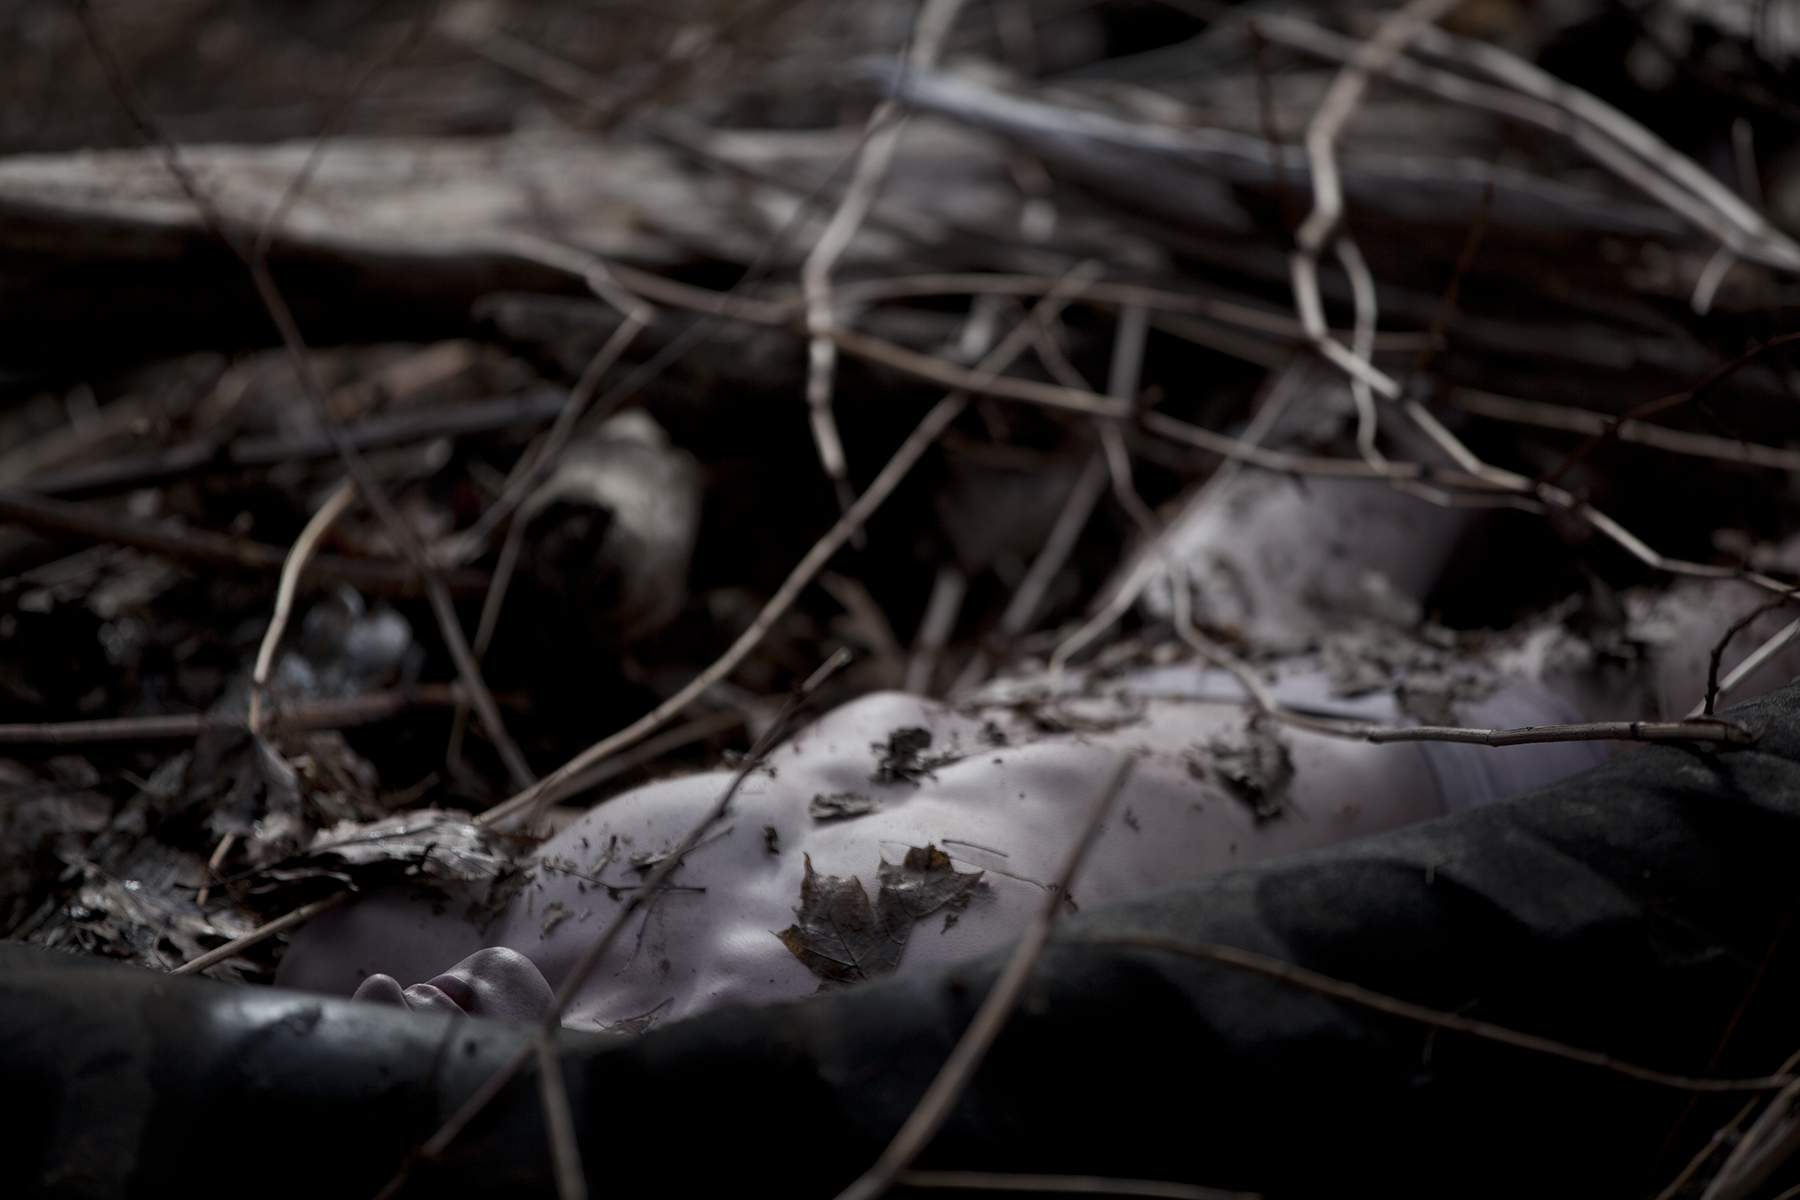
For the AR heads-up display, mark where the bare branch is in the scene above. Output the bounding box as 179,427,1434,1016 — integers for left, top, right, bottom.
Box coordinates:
1692,618,1800,721
1335,237,1386,469
1210,4,1800,273
954,452,1110,697
169,891,350,976
1693,592,1800,718
1407,24,1800,272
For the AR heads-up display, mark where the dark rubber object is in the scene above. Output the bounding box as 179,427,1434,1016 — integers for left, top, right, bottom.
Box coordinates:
10,684,1800,1198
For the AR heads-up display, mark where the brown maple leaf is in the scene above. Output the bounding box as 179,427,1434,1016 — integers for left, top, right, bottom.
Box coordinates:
776,844,982,986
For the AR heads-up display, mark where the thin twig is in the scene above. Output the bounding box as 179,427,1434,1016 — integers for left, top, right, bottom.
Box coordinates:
438,311,645,769
0,486,487,594
802,0,968,513
830,328,1132,417
1406,180,1492,386
536,1026,587,1200
1700,592,1800,717
1335,236,1386,469
894,1170,1256,1200
479,265,1102,828
1190,2,1800,273
0,684,490,745
1089,933,1794,1093
1021,312,1154,536
194,831,236,909
832,755,1139,1200
1145,403,1793,598
1657,1095,1768,1200
1407,23,1800,272
830,274,1424,349
1701,1067,1800,1199
1167,593,1757,748
1288,0,1462,398
1100,302,1161,536
1447,389,1800,473
553,706,751,802
1142,411,1451,481
1049,360,1302,675
1539,332,1800,489
1000,452,1109,642
250,481,357,734
1691,617,1800,720
250,4,439,262
953,451,1109,697
906,564,968,695
1363,720,1758,747
169,890,350,976
437,306,648,567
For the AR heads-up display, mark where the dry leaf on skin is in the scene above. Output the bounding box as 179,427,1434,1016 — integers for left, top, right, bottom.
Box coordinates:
777,844,982,987
871,726,958,783
1192,722,1294,821
810,791,879,820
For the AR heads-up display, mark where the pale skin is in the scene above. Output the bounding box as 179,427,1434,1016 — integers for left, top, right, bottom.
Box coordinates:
280,680,1593,1030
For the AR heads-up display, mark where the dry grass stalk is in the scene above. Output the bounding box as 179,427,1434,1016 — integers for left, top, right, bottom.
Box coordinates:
801,0,969,513
249,480,357,735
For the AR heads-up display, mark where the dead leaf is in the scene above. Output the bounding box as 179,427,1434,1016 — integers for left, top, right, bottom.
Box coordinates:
304,808,513,883
876,844,979,921
1192,722,1293,821
776,845,981,987
810,791,878,820
871,726,956,783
